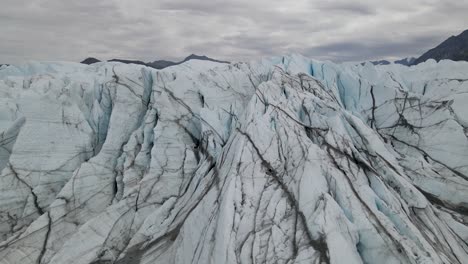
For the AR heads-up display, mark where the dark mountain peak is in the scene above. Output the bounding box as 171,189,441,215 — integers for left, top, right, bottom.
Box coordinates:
183,54,230,64
414,29,468,64
81,57,101,65
184,54,207,61
459,29,468,36
184,53,203,61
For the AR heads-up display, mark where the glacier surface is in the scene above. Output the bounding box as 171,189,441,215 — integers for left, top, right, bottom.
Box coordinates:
0,55,467,264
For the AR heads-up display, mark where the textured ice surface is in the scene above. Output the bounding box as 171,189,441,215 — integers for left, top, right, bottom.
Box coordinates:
0,55,467,264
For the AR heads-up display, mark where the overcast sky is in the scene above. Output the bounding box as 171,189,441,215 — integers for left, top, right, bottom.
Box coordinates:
1,0,467,64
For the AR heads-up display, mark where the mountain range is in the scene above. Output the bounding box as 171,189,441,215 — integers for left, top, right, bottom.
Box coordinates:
81,54,230,69
2,29,467,68
80,29,468,68
360,29,468,66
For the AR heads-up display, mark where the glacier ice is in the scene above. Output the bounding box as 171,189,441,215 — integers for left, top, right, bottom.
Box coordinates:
0,56,467,264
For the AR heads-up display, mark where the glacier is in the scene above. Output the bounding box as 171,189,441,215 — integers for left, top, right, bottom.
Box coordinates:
0,55,467,264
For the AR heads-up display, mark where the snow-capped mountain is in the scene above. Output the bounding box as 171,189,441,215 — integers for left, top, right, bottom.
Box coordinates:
360,57,416,66
0,55,467,264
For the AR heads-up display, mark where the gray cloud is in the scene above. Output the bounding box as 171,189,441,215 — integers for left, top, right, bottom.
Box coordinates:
314,1,376,15
303,35,446,62
0,0,467,64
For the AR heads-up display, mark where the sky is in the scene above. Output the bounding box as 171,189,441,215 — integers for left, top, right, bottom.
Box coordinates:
0,0,467,64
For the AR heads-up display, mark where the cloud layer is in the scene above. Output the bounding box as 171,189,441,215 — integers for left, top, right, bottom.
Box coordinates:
1,0,467,64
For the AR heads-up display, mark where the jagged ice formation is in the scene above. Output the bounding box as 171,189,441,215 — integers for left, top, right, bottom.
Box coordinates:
0,55,467,264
